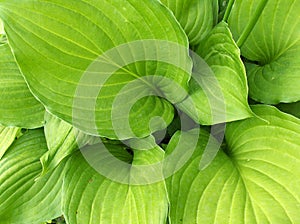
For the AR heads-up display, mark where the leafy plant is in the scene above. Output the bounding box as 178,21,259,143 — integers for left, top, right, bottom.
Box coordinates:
0,0,299,223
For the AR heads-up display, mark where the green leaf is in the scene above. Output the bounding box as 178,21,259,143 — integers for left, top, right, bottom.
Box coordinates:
160,0,218,46
177,22,253,124
0,129,65,224
277,101,300,119
166,105,300,223
0,0,192,139
63,143,168,224
229,0,300,104
0,18,3,34
40,112,100,176
0,42,45,128
218,0,228,21
0,124,20,159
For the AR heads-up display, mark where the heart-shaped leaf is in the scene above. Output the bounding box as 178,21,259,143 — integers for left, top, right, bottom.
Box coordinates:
0,0,192,139
166,105,300,223
177,22,253,124
0,41,45,128
0,129,65,224
229,0,300,104
160,0,218,45
63,143,168,224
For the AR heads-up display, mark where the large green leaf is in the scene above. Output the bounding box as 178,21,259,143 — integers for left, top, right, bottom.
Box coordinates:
0,125,20,159
0,0,192,139
160,0,218,46
63,143,168,224
0,129,65,224
177,22,253,124
0,41,45,128
166,105,300,223
41,112,99,176
228,0,300,104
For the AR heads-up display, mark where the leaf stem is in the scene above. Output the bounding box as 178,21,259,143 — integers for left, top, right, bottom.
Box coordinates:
236,0,269,48
222,0,235,22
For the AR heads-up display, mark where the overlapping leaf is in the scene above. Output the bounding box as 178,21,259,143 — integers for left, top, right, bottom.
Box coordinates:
229,0,300,103
0,41,45,128
0,129,65,224
166,105,300,223
177,22,253,124
218,0,228,21
160,0,218,45
0,1,299,224
0,125,20,158
277,101,300,119
63,143,168,224
41,112,100,176
0,0,192,139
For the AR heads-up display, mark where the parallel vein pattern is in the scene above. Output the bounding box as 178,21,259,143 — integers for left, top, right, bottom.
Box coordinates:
0,125,20,159
229,0,300,103
177,22,253,125
166,105,300,223
160,0,218,45
63,144,168,224
0,42,45,128
0,0,192,139
0,129,65,224
41,112,99,176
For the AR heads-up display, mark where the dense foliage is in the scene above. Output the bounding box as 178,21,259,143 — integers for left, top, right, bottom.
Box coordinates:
0,0,299,223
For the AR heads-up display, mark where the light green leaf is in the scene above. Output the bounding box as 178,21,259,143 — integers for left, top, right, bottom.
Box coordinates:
0,18,3,34
161,0,218,46
0,129,65,224
0,124,20,159
0,41,45,128
177,22,253,124
0,0,192,139
229,0,300,104
41,112,100,176
166,105,300,223
63,143,168,224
